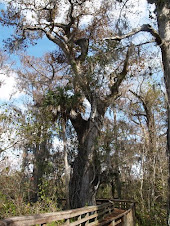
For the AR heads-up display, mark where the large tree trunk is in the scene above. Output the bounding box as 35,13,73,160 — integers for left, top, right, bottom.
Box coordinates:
69,104,104,208
155,1,170,224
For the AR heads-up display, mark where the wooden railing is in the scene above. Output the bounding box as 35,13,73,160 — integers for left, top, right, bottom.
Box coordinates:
0,199,136,226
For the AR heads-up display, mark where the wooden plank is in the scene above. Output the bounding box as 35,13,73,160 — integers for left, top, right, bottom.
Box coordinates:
97,199,136,203
98,208,133,226
97,207,114,219
98,215,122,226
0,203,112,226
69,212,98,226
88,220,99,226
66,205,114,226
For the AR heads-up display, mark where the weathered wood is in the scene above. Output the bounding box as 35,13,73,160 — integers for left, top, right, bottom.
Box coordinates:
0,200,136,226
0,203,113,226
97,199,136,203
69,213,98,226
126,209,134,226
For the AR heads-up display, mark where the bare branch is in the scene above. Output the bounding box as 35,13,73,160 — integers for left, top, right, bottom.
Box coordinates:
133,113,147,117
22,26,70,59
129,89,152,128
104,24,162,45
109,47,131,96
68,0,75,26
117,0,129,25
129,89,145,106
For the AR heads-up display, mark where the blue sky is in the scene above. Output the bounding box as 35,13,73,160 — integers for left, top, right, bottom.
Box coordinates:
0,24,56,57
0,22,56,102
0,2,55,57
0,1,56,58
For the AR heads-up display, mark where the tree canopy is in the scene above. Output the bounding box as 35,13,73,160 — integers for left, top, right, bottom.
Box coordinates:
0,0,169,224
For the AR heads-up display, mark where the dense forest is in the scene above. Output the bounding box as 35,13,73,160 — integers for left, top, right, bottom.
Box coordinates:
0,0,169,225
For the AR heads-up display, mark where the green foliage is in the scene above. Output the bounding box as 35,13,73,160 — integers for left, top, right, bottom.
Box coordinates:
43,86,83,114
0,191,17,218
136,205,167,226
0,171,61,219
37,179,59,212
97,184,112,199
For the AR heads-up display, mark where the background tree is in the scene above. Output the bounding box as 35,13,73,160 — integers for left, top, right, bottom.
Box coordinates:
96,81,167,225
109,0,170,221
17,52,78,207
146,1,170,222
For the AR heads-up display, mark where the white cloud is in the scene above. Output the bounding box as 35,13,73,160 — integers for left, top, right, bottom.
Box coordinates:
0,72,23,101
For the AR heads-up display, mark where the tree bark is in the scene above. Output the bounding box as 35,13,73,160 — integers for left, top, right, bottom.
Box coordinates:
69,103,104,208
153,1,170,224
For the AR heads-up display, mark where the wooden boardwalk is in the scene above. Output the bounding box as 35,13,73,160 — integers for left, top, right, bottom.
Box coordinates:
0,199,136,226
97,208,126,226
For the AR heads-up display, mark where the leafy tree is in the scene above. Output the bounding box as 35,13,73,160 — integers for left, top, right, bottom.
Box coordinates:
96,78,167,225
0,50,17,154
0,0,134,208
17,53,75,207
15,54,63,202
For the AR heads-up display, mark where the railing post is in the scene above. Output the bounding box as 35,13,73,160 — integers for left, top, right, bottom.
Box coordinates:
103,206,107,219
124,202,127,209
122,214,127,226
111,220,116,226
132,203,136,226
65,218,70,225
85,212,89,225
94,210,97,222
78,214,81,220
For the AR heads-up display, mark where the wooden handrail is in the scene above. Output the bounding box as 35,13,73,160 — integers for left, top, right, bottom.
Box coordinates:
97,199,136,203
0,200,136,226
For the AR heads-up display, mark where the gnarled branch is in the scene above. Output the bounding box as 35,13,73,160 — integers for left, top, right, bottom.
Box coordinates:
109,47,131,97
75,38,89,61
22,26,71,60
104,24,162,45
